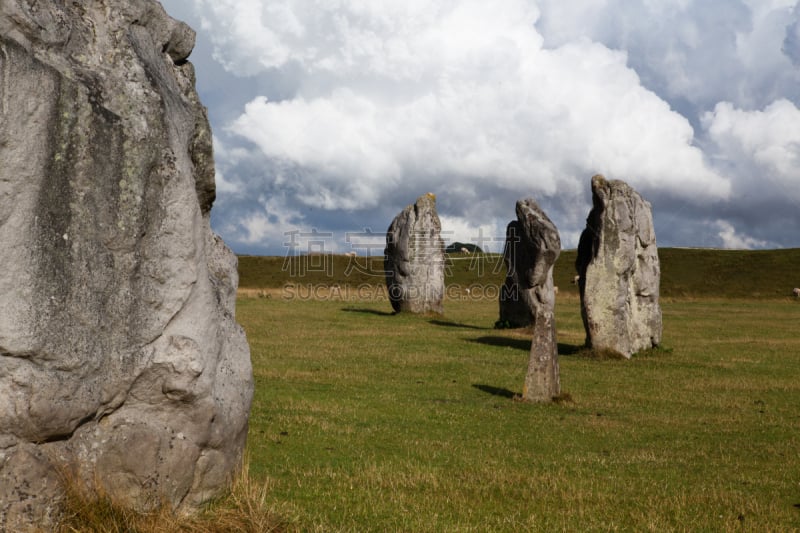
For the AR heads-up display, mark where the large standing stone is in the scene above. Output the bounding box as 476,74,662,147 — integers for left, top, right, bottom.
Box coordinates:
499,221,535,328
384,193,445,314
0,1,253,529
576,175,662,358
499,200,561,401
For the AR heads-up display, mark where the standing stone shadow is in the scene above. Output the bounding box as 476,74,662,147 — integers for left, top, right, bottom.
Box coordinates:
429,319,489,330
472,384,518,399
557,343,584,356
341,307,396,317
469,336,531,351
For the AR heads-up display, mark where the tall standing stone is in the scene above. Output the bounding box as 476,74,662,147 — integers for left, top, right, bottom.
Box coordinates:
576,175,662,358
499,220,535,328
384,193,445,314
501,199,562,402
0,1,253,529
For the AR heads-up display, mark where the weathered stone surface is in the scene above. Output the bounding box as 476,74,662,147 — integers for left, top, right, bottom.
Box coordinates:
384,193,445,314
501,199,562,401
576,175,662,358
0,1,253,529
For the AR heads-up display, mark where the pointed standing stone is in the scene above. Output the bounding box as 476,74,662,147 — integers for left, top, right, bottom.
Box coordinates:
576,175,662,358
384,193,445,314
501,199,562,401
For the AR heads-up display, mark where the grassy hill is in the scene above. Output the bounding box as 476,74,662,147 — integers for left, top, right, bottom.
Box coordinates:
657,248,800,299
238,248,800,299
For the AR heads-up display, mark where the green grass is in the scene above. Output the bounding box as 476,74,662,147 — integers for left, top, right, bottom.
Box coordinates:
658,248,800,299
239,294,800,531
55,248,800,530
238,248,800,299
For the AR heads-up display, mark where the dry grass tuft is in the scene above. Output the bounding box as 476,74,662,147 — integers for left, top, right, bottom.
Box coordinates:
53,456,286,533
188,458,288,533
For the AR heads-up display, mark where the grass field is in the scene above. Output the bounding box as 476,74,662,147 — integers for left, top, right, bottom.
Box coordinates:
56,249,800,531
237,285,800,531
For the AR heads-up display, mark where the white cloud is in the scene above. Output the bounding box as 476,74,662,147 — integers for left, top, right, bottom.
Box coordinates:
161,0,800,253
784,3,800,65
438,215,507,253
223,194,307,249
703,99,800,202
218,0,730,219
214,169,240,194
714,220,773,249
536,0,800,114
194,0,303,76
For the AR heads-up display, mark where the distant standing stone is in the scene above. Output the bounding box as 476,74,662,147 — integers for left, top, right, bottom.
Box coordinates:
384,193,445,314
576,175,663,358
500,199,562,401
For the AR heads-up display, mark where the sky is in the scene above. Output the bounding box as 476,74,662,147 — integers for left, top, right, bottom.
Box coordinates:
160,0,800,256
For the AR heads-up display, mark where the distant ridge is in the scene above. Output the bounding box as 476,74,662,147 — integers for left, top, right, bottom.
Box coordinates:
238,248,800,299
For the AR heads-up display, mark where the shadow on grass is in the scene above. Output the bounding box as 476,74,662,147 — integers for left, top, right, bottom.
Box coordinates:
429,319,489,330
558,344,641,360
472,384,518,399
469,338,594,357
558,343,584,356
341,307,395,317
470,336,530,351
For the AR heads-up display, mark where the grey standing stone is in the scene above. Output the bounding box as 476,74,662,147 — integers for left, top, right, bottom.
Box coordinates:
501,199,561,401
576,175,662,358
384,193,445,314
0,1,253,529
